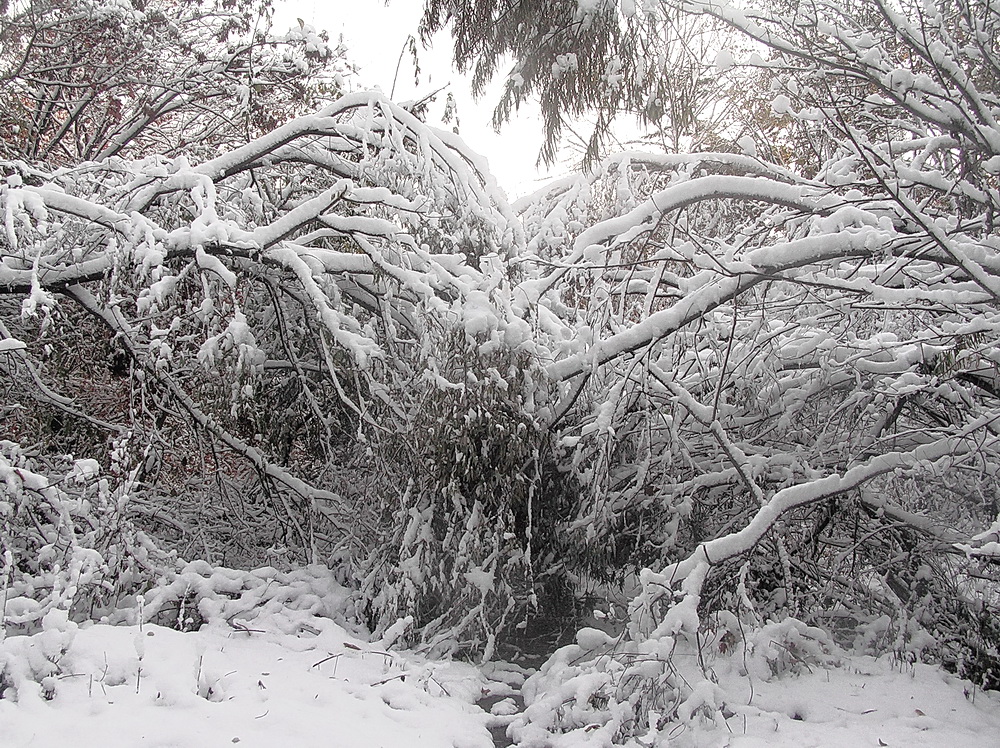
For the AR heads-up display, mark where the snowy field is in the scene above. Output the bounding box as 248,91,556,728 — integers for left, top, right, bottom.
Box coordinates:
2,599,997,748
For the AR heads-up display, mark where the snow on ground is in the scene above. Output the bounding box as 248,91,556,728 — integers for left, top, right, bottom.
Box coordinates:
708,653,1000,748
1,610,998,748
0,616,494,748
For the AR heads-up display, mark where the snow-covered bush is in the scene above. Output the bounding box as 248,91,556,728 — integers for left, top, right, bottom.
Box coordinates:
360,337,581,658
0,440,175,634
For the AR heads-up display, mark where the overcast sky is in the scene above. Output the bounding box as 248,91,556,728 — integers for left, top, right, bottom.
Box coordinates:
274,0,554,197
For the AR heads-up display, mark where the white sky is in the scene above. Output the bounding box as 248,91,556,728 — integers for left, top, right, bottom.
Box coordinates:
273,0,556,198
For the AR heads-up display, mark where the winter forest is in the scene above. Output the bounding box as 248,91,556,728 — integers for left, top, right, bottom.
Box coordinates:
2,0,1000,745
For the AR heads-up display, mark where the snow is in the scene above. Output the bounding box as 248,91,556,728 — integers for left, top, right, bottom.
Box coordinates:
771,94,792,114
5,6,1000,746
0,337,27,352
736,135,757,157
0,614,493,748
712,653,1000,748
4,561,995,748
463,566,496,596
714,49,735,73
508,621,1000,747
575,626,615,650
654,422,1000,587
